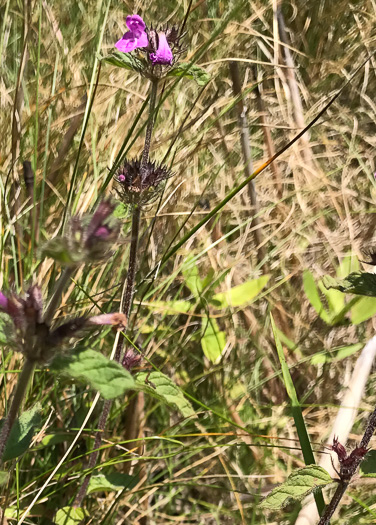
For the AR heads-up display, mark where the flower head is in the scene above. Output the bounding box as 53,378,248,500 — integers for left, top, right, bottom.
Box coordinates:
150,32,173,65
41,199,121,266
0,285,128,363
114,14,185,79
115,159,172,206
115,14,148,53
331,436,368,481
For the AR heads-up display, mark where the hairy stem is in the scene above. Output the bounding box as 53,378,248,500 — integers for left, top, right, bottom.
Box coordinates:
44,267,73,325
0,359,35,462
73,79,158,508
317,406,376,524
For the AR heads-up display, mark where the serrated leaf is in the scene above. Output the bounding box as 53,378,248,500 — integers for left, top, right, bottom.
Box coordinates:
1,403,41,461
311,343,363,365
213,275,270,308
135,371,194,418
324,272,376,297
51,349,134,400
55,507,87,525
101,51,135,70
201,318,226,363
303,271,330,323
168,63,211,86
260,465,333,509
0,471,9,485
87,472,138,494
351,296,376,324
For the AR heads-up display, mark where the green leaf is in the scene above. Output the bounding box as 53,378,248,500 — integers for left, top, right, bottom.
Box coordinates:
360,450,376,475
303,271,330,323
101,51,135,71
201,318,226,363
212,275,270,308
318,281,345,315
0,313,12,344
311,343,363,365
351,296,376,324
51,349,134,400
324,272,376,297
271,315,325,514
135,371,195,418
182,263,203,297
144,300,193,315
168,63,211,86
0,471,9,486
1,403,41,461
87,472,138,494
55,507,87,525
40,238,77,265
260,465,333,509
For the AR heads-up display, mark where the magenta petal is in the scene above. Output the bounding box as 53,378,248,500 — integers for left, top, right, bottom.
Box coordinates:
88,313,127,330
126,14,145,34
150,32,173,65
0,292,8,311
137,31,148,48
115,33,138,53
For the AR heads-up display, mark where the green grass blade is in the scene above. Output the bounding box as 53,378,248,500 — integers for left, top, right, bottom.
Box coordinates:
270,314,325,515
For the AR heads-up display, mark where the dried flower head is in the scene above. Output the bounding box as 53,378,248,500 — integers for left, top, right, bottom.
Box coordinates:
122,347,143,371
359,244,376,265
0,285,127,363
115,14,185,79
331,436,368,481
41,199,121,265
115,159,172,206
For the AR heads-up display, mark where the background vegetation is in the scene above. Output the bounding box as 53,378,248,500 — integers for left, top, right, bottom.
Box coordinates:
1,0,376,523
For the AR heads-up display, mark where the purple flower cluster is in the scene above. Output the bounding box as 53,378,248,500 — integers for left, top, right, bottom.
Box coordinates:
0,286,127,363
115,14,175,66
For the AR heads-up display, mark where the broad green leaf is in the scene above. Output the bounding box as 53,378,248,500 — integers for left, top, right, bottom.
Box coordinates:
311,343,363,365
55,507,87,525
113,202,129,219
360,450,376,475
201,268,215,291
201,318,226,363
1,403,41,461
101,51,136,71
41,433,72,447
260,465,333,509
337,254,359,277
168,63,211,86
51,349,134,400
135,371,195,418
351,296,376,324
318,281,344,315
303,271,330,323
182,263,203,297
324,272,376,297
212,275,270,308
144,300,193,315
87,472,138,494
0,471,9,485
